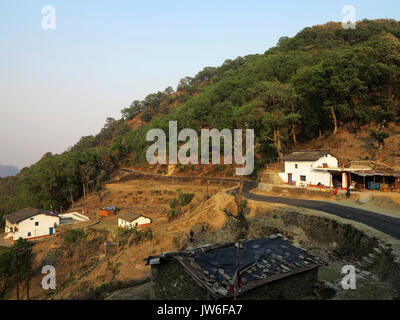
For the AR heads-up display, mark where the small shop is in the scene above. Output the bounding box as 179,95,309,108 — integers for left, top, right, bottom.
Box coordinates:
345,170,400,192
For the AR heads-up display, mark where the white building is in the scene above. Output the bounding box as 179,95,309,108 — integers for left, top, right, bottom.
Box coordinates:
118,212,152,229
4,207,60,240
278,150,339,188
59,212,90,223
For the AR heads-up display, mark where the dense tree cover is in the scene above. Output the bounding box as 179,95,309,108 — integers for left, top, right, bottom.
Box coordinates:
0,147,118,221
70,118,130,152
117,20,400,164
0,238,33,298
1,19,400,220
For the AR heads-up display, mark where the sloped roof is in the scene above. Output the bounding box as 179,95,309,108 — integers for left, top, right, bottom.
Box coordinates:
145,236,324,299
6,207,59,224
283,150,331,161
118,211,148,222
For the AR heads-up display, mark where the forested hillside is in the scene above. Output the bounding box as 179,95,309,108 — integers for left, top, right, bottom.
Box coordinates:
1,19,400,224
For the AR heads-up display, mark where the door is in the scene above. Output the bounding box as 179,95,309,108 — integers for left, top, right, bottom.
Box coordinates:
49,227,54,235
288,173,293,184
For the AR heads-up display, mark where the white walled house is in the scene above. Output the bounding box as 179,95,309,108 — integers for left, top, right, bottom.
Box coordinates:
4,207,60,240
118,212,152,229
278,150,339,188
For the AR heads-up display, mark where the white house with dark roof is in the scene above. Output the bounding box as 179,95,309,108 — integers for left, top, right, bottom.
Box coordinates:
118,212,152,229
4,207,60,240
278,150,339,188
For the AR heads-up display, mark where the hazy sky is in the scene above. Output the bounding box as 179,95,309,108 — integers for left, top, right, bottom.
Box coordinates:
1,0,399,169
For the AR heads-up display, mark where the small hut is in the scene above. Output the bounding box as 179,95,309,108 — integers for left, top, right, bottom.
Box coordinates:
99,206,118,217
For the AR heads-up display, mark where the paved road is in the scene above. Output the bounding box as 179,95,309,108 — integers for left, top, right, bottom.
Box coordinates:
120,170,400,239
242,181,400,239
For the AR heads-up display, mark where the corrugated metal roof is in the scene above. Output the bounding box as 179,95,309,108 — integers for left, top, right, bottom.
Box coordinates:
350,170,400,177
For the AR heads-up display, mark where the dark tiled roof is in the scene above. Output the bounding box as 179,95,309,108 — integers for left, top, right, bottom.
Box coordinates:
5,207,59,224
118,211,145,222
145,236,325,299
283,150,331,161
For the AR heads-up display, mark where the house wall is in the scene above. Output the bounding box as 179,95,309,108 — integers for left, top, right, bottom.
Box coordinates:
151,260,212,300
5,219,15,233
240,268,318,300
279,155,338,187
312,154,338,168
8,214,60,240
118,216,151,228
150,260,319,300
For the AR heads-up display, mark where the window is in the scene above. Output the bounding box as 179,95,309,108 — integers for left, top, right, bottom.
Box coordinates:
28,232,31,237
300,175,306,182
295,164,298,169
35,222,39,226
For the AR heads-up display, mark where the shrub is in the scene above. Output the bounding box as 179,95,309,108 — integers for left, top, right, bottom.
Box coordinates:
64,229,87,245
178,192,194,206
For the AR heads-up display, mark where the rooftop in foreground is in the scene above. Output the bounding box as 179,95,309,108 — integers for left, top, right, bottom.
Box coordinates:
145,236,325,299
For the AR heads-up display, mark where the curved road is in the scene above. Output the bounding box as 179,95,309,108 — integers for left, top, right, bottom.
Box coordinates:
120,170,400,239
241,181,400,239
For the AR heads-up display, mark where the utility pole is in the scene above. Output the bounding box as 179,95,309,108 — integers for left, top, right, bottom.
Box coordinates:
233,240,242,300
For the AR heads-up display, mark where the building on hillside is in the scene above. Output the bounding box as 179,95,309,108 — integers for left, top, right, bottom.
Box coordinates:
277,151,400,191
99,206,118,217
59,212,90,225
4,207,60,240
118,212,152,229
278,150,339,188
145,236,324,300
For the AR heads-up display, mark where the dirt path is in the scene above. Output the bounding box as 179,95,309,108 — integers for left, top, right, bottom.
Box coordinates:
116,170,400,239
105,282,151,300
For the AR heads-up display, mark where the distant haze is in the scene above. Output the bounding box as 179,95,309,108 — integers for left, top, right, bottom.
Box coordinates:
0,165,19,177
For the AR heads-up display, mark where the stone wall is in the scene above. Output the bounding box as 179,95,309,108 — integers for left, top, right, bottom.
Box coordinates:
151,260,211,300
248,207,400,298
151,259,319,300
241,268,318,300
250,208,379,258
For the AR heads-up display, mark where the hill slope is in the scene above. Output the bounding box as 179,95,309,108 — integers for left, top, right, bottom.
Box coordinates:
1,18,400,220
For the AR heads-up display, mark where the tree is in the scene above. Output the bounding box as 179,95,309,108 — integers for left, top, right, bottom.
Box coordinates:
121,100,144,120
255,81,298,158
224,194,250,240
369,128,389,150
177,77,193,91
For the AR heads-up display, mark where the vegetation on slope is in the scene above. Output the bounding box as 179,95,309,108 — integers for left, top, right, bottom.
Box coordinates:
1,19,400,222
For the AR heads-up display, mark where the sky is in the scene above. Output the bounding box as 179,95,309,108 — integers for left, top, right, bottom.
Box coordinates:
0,0,399,169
